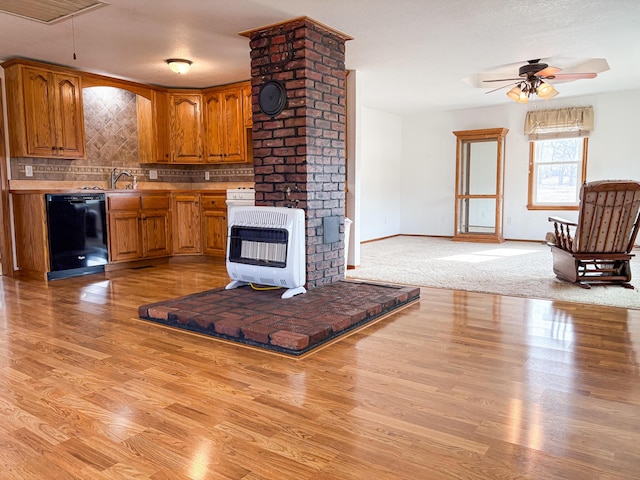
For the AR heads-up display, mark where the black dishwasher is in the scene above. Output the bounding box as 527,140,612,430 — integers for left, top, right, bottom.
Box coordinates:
46,193,109,280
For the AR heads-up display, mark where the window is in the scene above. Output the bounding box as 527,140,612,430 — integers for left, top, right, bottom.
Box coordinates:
528,137,588,210
523,106,593,210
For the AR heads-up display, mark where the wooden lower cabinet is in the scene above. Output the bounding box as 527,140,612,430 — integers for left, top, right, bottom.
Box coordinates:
11,189,226,279
109,191,226,262
171,191,227,257
107,193,171,262
141,195,171,258
201,192,227,256
108,209,142,262
202,210,227,256
12,192,49,278
171,193,202,254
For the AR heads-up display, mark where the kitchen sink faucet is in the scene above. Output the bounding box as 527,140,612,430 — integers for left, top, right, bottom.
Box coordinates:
110,168,132,189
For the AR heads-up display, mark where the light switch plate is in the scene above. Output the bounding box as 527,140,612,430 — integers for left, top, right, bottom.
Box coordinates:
149,169,158,180
205,171,210,181
25,165,33,177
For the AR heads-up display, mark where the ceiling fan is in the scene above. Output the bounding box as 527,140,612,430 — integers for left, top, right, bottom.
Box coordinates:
483,59,598,103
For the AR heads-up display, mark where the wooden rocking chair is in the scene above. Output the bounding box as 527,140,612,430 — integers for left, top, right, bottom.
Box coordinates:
547,180,640,288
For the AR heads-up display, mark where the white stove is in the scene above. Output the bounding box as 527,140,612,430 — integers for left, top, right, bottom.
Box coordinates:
226,188,255,207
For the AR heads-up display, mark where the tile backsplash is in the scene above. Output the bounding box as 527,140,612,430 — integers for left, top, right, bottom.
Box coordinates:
83,86,139,165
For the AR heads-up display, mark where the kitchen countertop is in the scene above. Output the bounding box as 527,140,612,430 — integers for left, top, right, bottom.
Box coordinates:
9,180,254,193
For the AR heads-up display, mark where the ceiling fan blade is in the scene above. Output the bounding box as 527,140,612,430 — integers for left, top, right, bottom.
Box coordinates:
550,72,598,80
484,81,519,94
482,77,522,83
535,66,561,77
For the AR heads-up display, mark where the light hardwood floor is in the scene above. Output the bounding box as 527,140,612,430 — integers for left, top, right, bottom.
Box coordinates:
1,261,639,479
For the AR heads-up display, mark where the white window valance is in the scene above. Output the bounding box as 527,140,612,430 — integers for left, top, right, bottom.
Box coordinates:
524,106,594,140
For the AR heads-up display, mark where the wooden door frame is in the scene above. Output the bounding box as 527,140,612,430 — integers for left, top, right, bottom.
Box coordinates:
0,77,15,276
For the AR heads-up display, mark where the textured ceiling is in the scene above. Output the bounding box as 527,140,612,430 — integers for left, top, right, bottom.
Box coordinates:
1,0,639,115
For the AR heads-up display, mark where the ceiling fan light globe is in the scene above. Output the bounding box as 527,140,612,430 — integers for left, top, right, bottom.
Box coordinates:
506,86,523,102
518,89,529,103
537,82,556,98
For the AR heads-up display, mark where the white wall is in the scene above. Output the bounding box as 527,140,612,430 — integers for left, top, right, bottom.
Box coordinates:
359,106,403,241
345,70,361,266
399,115,454,236
396,88,640,241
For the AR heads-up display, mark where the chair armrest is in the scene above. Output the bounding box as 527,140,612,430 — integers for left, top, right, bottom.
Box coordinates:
548,216,577,251
548,216,578,227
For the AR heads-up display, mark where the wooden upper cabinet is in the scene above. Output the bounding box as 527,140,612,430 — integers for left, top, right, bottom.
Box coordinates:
151,90,171,163
242,83,253,127
168,93,203,163
4,62,86,159
52,72,85,158
2,59,251,165
138,90,171,164
203,93,223,163
221,89,244,163
203,85,246,164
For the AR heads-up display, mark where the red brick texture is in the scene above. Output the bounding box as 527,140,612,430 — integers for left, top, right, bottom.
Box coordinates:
247,17,351,290
138,281,420,356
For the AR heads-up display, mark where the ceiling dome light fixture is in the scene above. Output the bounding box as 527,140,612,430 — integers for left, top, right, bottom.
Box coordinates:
166,58,192,74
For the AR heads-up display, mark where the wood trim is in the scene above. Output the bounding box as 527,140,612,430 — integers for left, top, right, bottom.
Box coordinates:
360,234,399,244
81,71,160,99
453,128,509,140
528,205,579,211
582,137,589,182
238,16,354,41
527,141,535,208
0,78,15,276
453,128,508,243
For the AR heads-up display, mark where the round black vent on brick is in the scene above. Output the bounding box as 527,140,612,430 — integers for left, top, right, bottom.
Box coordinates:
258,80,287,117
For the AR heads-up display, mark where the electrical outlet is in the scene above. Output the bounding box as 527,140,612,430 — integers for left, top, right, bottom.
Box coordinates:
205,171,210,181
149,169,158,180
25,165,33,177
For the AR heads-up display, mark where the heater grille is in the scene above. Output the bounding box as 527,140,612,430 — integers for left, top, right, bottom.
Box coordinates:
229,226,288,268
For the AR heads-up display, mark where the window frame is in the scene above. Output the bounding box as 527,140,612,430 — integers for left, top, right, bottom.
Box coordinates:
527,137,589,211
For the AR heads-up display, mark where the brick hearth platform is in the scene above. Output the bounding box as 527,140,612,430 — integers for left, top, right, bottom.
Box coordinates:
138,281,420,356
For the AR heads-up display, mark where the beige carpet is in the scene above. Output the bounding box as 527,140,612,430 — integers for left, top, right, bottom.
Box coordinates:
347,236,640,309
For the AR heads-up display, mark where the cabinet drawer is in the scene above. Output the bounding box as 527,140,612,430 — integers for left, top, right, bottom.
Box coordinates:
201,193,226,210
142,194,170,211
108,195,140,211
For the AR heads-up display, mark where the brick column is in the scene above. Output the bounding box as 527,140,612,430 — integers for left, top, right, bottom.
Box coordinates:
241,17,352,289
